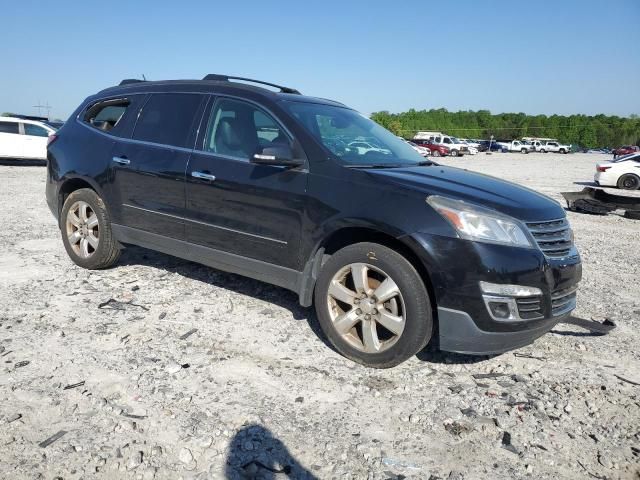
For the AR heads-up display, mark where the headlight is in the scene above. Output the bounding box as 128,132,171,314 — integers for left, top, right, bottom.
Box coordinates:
426,195,534,248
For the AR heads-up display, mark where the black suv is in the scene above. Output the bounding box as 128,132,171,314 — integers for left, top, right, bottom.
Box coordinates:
46,74,581,367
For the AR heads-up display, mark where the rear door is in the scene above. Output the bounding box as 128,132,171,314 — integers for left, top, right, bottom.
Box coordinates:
0,121,23,158
109,92,206,239
184,96,307,269
21,123,51,159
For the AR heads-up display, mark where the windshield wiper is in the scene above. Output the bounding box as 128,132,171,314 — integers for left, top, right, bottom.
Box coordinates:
417,160,436,166
345,164,404,169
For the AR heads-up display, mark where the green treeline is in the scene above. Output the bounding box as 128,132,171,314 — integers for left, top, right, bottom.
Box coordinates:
370,109,640,148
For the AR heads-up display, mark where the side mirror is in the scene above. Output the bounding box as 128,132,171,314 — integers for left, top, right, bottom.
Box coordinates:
251,144,304,167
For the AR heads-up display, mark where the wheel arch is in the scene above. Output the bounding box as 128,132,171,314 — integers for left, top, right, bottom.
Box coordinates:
57,176,107,224
298,226,437,320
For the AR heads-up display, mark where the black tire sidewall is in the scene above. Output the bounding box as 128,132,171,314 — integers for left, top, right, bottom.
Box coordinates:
314,242,432,368
618,174,640,190
60,188,119,269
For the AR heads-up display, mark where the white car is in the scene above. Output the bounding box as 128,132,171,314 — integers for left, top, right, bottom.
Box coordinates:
496,140,533,154
595,153,640,190
0,117,57,160
431,135,469,157
347,141,391,155
460,138,481,149
538,141,571,154
463,143,478,155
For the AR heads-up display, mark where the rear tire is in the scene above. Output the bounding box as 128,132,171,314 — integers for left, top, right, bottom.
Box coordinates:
314,243,433,368
432,150,441,157
60,188,121,269
617,173,640,190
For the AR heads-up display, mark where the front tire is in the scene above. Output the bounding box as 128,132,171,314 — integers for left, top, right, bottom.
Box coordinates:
432,150,441,157
450,150,459,157
521,148,527,154
540,149,546,153
60,188,121,269
314,243,433,368
617,173,640,190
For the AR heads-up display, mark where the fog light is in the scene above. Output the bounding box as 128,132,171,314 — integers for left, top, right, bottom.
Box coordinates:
479,281,542,297
480,282,544,322
488,301,512,319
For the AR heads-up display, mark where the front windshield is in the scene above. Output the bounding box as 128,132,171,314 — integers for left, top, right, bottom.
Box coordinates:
282,101,425,166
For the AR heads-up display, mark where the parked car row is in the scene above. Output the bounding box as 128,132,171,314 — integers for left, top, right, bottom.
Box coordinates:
412,133,475,157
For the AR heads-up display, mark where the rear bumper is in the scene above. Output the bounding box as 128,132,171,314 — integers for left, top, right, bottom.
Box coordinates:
594,171,617,187
438,307,564,355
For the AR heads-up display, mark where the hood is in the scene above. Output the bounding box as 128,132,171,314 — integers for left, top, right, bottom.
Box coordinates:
364,165,565,222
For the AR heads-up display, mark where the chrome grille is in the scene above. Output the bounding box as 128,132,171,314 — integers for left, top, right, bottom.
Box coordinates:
551,286,578,317
515,296,544,320
526,218,574,258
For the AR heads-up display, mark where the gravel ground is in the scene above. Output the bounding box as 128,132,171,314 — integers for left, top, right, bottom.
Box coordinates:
0,153,638,480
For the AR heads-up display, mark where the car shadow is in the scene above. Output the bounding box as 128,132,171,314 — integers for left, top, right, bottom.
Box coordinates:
416,344,496,365
116,246,335,351
118,246,500,366
224,424,318,479
0,159,46,166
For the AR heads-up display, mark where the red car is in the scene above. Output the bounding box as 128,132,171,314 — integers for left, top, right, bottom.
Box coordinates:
412,139,450,157
613,145,640,158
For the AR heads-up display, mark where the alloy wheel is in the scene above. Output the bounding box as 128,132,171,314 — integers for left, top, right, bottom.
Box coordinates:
622,175,639,189
65,201,99,258
326,263,406,354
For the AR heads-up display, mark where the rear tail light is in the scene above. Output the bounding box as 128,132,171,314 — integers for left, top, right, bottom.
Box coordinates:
597,165,611,172
47,134,58,147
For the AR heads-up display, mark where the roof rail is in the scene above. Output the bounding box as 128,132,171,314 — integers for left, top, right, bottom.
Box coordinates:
6,114,49,121
202,74,300,94
119,79,145,86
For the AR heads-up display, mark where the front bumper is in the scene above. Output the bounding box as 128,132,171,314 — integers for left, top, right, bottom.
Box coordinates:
403,232,582,355
437,307,564,355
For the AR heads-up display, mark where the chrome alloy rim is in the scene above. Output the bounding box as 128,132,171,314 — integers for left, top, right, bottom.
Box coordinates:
326,263,406,353
66,201,99,258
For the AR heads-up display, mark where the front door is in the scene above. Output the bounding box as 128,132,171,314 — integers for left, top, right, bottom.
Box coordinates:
184,96,307,270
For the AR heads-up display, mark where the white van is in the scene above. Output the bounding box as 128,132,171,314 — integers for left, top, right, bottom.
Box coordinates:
0,117,57,160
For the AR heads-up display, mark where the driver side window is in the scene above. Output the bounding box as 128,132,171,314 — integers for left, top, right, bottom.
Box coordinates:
204,98,289,160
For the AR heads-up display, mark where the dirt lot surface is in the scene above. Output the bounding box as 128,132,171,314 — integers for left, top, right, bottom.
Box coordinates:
0,153,638,480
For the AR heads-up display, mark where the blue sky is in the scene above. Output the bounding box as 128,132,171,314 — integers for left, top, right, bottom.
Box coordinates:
1,0,638,120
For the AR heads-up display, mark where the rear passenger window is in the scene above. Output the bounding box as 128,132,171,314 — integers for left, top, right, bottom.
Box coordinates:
0,121,19,134
85,100,129,133
24,124,50,137
133,93,203,148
